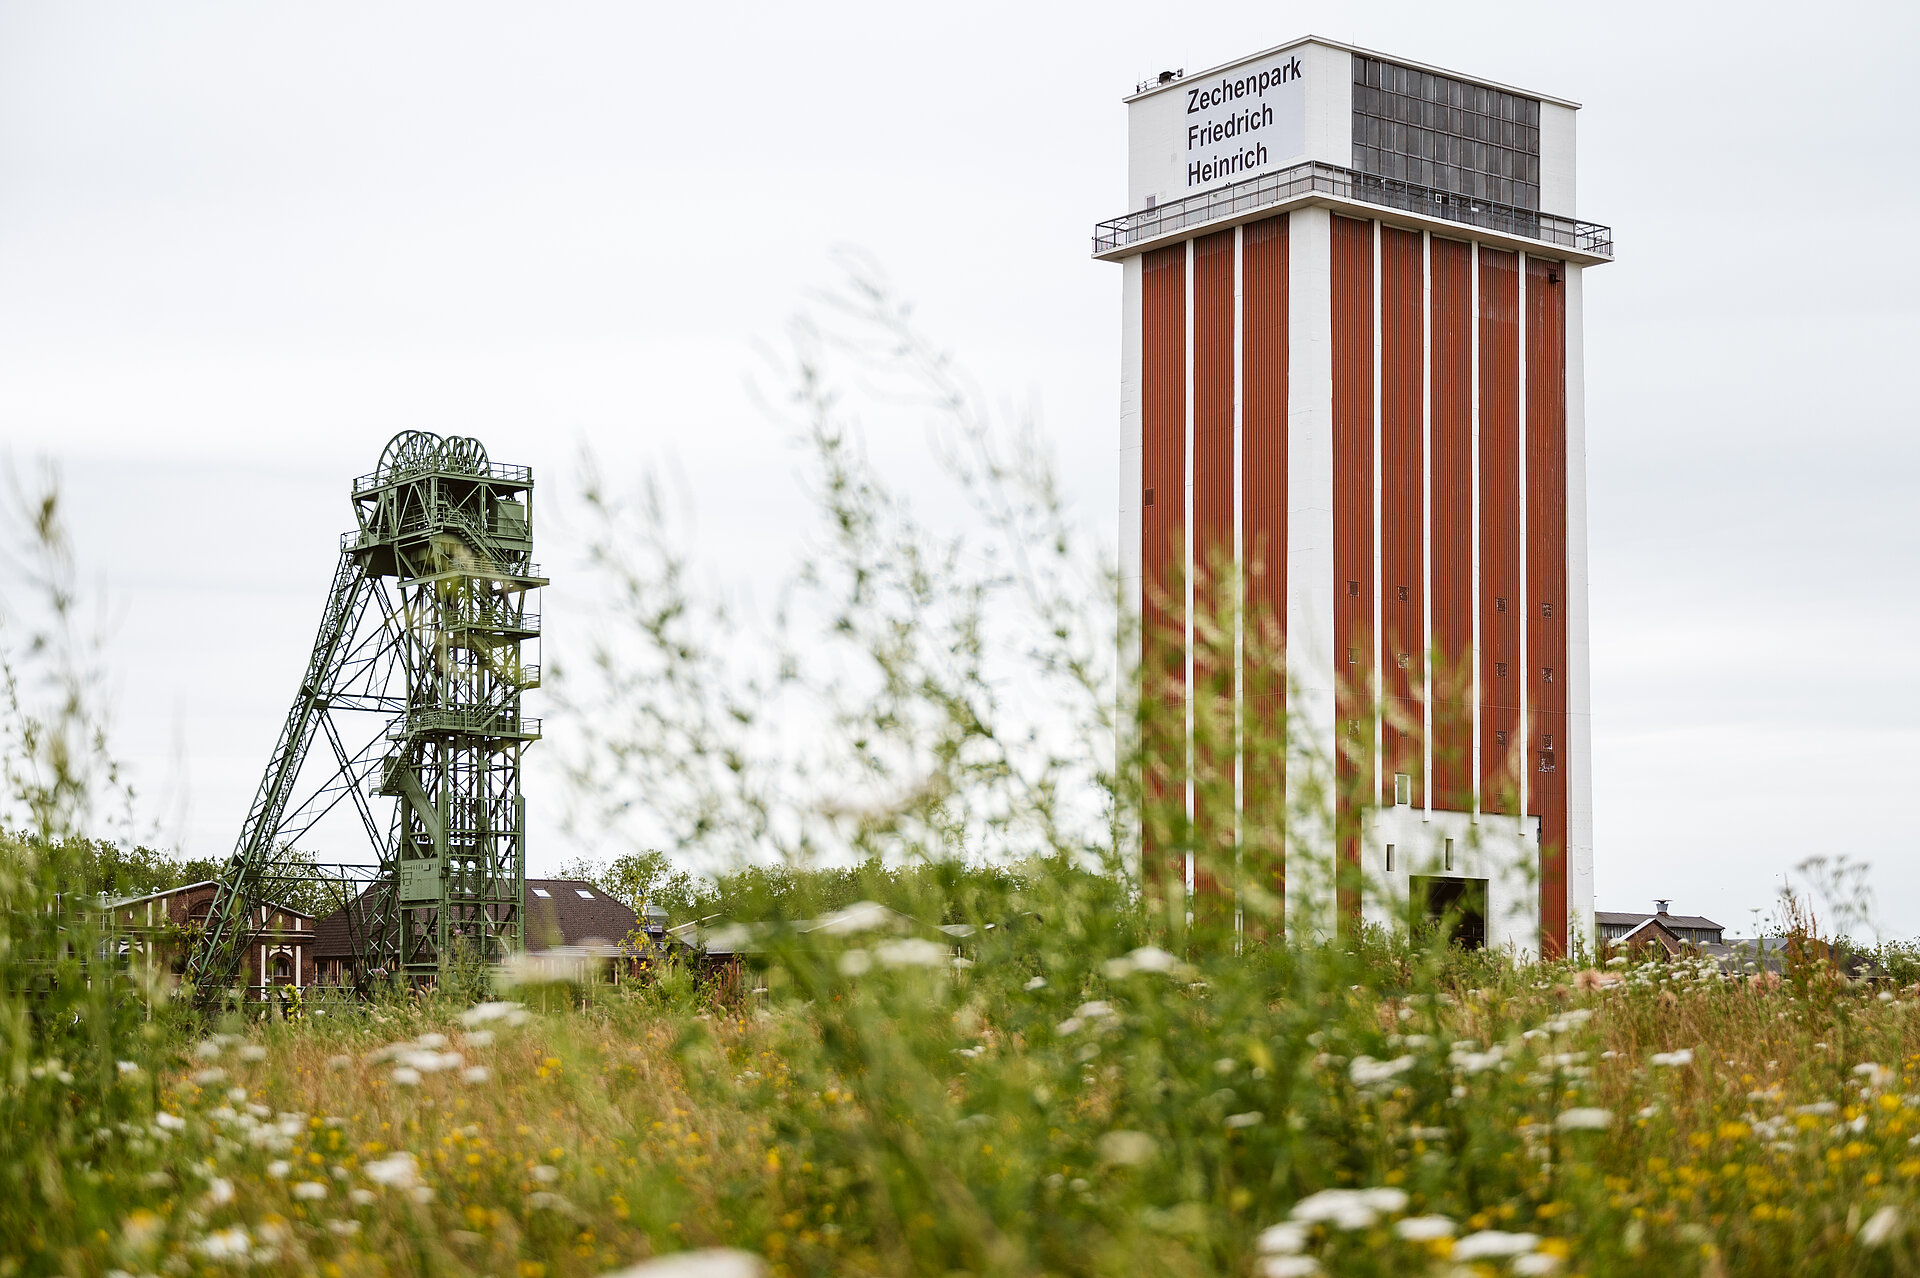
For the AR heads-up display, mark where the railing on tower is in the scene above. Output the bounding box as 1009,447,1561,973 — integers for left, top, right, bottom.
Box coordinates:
1092,159,1614,259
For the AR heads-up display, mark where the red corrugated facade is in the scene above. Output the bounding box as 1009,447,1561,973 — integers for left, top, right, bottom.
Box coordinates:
1191,230,1236,916
1379,226,1425,808
1330,214,1375,925
1130,212,1575,949
1140,242,1187,899
1429,237,1475,810
1477,248,1522,817
1526,255,1569,955
1241,215,1289,921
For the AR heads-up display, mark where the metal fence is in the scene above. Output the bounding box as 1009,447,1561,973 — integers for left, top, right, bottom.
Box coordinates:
1093,160,1613,259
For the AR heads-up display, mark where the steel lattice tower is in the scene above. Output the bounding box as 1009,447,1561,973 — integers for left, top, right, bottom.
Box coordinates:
187,431,543,999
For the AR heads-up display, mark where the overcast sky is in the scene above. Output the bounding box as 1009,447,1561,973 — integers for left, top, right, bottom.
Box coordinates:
3,1,1916,937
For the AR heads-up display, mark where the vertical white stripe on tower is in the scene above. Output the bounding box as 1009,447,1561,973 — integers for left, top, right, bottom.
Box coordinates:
1421,231,1433,821
1516,254,1530,869
1119,254,1145,872
1371,221,1384,822
1286,207,1336,940
1468,242,1481,823
1185,237,1196,897
1233,224,1246,938
1564,261,1595,950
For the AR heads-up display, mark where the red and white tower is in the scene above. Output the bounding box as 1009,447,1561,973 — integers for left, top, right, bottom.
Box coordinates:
1100,38,1611,955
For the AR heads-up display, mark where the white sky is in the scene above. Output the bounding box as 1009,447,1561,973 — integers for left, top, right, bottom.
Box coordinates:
2,1,1916,938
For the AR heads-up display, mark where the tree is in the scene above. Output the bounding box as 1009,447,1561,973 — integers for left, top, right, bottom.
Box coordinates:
554,849,703,922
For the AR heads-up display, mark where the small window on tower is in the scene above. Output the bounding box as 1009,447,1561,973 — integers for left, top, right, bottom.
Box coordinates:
1347,580,1361,597
1495,596,1507,613
1396,653,1410,669
1394,773,1412,806
1347,719,1360,736
1542,733,1553,750
1495,730,1508,745
1144,487,1155,507
1397,585,1409,602
1348,647,1358,664
1386,844,1396,872
1496,662,1508,679
1445,838,1455,871
1542,667,1555,683
1541,601,1554,618
1539,752,1556,772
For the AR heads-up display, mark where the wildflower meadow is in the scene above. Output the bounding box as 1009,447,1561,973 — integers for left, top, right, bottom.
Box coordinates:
5,272,1916,1277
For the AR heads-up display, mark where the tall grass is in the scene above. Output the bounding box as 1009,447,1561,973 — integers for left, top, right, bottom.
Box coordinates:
2,272,1916,1278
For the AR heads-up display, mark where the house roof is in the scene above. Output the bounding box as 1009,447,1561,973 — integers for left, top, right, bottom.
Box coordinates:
106,879,315,922
311,879,640,959
1615,915,1685,953
1597,910,1722,932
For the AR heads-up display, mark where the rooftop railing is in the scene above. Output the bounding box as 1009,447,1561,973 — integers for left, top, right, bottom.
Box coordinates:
1093,159,1613,260
387,709,542,741
352,459,532,496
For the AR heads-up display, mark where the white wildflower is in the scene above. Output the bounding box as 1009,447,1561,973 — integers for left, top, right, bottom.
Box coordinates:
328,1220,361,1237
206,1177,234,1205
837,950,872,976
198,1227,250,1260
1854,1063,1894,1089
1794,1102,1839,1117
194,1039,225,1060
1452,1230,1540,1259
874,938,946,968
349,1188,376,1206
1395,1215,1456,1241
1054,1017,1084,1036
1225,1111,1264,1129
458,1000,530,1028
1256,1222,1310,1253
462,1066,492,1084
153,1112,186,1132
191,1068,227,1086
464,1030,496,1048
415,1032,449,1049
412,1184,435,1203
1024,976,1048,991
1102,945,1183,979
239,1044,268,1062
532,1164,561,1184
593,1249,768,1278
399,1049,464,1074
1555,1108,1614,1131
1076,1000,1115,1020
1097,1130,1157,1166
391,1066,422,1086
1859,1205,1902,1247
1289,1187,1406,1230
116,1060,139,1075
1257,1259,1322,1278
1349,1055,1415,1086
1513,1255,1563,1275
292,1181,327,1200
364,1152,419,1189
266,1160,290,1178
1649,1049,1694,1067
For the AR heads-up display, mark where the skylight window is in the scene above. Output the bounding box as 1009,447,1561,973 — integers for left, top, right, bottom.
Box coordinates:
576,889,594,899
532,888,551,898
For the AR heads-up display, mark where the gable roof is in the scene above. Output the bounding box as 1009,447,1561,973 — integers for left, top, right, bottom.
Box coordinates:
310,878,641,959
1597,910,1722,932
106,880,316,923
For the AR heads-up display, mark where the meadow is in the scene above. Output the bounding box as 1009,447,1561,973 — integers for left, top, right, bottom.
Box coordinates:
5,271,1916,1276
13,908,1920,1278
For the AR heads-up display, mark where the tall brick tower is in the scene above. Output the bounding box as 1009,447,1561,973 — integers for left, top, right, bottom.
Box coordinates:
1098,38,1611,955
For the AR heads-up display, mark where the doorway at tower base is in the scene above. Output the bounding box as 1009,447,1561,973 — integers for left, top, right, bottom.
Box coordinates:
1285,808,1543,954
